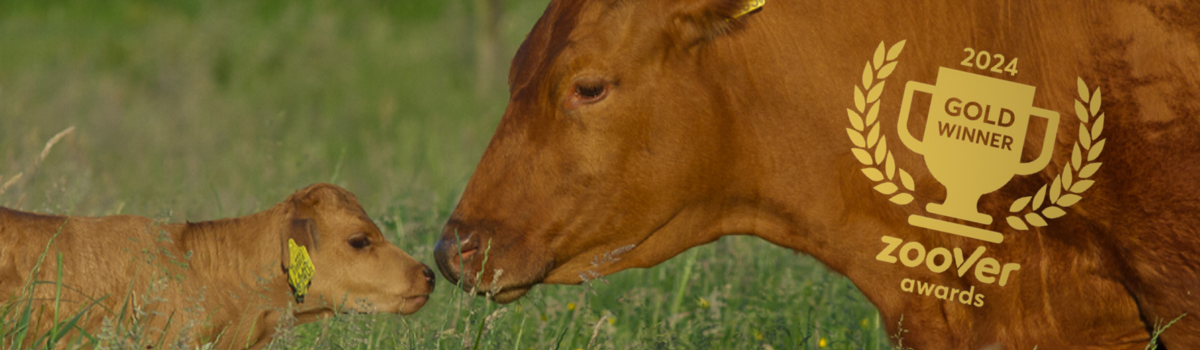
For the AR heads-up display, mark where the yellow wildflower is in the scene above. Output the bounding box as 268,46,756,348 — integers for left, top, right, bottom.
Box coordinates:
819,337,828,348
567,302,576,311
697,297,710,309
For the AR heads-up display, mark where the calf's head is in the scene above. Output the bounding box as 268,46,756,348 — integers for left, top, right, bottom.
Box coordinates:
282,183,434,314
435,0,765,302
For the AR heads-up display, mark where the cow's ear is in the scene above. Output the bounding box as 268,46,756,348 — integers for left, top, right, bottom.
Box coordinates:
668,0,764,48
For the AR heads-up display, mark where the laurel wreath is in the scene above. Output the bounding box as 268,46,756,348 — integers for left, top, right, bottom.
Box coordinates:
846,40,917,205
1005,79,1105,230
847,41,1106,231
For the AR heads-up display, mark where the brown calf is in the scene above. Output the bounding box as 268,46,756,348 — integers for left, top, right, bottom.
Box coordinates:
0,183,433,349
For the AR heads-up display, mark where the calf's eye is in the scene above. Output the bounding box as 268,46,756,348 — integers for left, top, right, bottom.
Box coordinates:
348,233,371,250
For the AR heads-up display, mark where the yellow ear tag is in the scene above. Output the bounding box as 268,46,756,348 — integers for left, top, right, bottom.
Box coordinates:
732,0,765,19
287,239,315,303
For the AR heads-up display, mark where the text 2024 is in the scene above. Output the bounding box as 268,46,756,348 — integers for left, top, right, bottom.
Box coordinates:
962,48,1018,76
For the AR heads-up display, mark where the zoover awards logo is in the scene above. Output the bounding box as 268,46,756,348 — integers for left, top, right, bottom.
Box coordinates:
848,41,1108,307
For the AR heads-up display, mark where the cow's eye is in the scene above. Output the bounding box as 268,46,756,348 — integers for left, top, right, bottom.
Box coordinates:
576,84,605,100
348,233,371,250
570,79,609,107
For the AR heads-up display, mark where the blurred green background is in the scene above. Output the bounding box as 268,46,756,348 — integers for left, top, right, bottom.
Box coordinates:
0,0,889,348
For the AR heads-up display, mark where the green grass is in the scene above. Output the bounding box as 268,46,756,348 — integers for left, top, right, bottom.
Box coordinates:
0,0,894,349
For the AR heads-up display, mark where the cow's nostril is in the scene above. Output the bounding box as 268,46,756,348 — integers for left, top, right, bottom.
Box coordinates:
434,237,462,284
460,247,478,261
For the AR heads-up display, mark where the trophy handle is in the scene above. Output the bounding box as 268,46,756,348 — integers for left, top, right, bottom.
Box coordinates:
1016,107,1061,175
898,81,936,156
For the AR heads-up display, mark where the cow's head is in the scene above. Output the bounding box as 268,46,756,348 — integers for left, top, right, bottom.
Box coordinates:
435,0,767,302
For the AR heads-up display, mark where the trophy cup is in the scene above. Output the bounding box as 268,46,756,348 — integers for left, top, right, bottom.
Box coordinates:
897,67,1060,243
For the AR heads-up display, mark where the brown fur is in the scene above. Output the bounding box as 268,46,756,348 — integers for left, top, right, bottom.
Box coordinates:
0,183,434,349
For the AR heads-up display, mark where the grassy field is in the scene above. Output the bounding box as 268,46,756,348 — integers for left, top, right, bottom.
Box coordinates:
0,0,891,348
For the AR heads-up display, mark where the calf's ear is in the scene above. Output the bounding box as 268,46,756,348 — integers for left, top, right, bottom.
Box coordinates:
279,218,319,272
667,0,765,49
279,184,338,272
278,217,319,304
279,183,349,254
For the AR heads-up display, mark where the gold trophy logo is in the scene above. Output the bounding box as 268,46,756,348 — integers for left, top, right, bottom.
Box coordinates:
897,67,1060,243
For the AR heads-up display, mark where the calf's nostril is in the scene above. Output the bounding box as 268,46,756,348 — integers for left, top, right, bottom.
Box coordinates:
423,266,436,287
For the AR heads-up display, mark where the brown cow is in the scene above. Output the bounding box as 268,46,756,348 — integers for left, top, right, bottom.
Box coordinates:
434,0,1200,349
0,183,434,349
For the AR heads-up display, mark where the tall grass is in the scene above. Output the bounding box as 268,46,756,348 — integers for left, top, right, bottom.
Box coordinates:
0,0,897,349
0,220,93,349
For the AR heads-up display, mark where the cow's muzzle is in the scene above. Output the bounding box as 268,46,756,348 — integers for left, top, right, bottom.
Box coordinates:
435,219,553,302
433,220,480,287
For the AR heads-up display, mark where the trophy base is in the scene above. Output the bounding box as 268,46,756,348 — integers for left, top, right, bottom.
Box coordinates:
908,215,1004,244
926,203,994,225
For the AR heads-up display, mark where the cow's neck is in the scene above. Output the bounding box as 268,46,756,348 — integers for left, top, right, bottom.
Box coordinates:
693,1,1150,347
